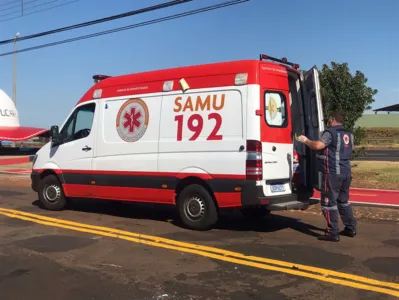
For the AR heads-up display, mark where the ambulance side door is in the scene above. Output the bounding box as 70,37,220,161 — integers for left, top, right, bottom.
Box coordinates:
49,101,98,197
303,66,325,191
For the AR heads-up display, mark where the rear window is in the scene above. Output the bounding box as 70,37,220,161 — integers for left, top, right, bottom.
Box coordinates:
310,96,319,128
264,91,287,127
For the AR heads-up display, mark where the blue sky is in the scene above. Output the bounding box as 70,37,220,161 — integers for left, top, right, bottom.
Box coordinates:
0,0,398,128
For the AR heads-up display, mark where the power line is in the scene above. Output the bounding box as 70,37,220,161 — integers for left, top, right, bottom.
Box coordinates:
0,0,191,44
0,0,78,22
0,0,59,13
0,0,19,7
0,9,19,18
0,0,249,58
0,2,23,13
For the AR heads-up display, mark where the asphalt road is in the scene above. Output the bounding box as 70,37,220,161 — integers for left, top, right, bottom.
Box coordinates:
355,150,399,161
0,176,398,300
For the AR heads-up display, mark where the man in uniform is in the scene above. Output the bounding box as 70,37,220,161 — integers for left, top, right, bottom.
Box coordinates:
296,111,357,242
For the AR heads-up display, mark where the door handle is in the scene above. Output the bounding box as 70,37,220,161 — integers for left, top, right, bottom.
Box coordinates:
82,146,92,151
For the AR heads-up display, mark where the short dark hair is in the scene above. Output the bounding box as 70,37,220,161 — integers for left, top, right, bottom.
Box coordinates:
329,111,345,123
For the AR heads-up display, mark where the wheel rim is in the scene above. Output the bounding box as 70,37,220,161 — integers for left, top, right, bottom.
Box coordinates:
43,184,61,203
183,195,205,222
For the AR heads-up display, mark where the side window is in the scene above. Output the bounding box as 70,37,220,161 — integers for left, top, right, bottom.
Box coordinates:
310,96,319,128
60,103,96,143
264,91,287,127
60,115,75,142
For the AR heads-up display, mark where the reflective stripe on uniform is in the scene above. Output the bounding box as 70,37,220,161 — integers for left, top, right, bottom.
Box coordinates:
321,205,338,211
336,132,341,175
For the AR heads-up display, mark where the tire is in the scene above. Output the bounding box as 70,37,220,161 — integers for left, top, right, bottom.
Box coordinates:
240,206,270,221
38,174,67,211
176,184,218,231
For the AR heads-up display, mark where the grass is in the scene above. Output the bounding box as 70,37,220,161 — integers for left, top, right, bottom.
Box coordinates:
360,144,399,150
355,114,399,128
351,161,399,190
365,127,399,137
360,127,399,150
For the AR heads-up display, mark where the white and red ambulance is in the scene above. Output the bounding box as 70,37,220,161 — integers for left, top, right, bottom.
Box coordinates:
31,54,324,230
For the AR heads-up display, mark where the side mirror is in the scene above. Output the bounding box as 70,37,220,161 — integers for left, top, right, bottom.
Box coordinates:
50,125,62,146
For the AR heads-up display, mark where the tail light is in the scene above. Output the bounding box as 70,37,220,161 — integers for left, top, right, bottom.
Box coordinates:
292,151,300,184
293,151,299,164
246,140,263,180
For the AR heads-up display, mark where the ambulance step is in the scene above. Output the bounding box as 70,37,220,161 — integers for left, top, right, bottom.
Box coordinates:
268,200,309,211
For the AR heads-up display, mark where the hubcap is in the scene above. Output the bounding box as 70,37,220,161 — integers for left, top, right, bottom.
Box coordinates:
43,184,61,203
184,195,205,221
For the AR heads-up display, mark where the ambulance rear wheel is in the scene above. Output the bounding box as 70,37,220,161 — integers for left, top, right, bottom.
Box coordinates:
177,184,218,231
38,174,67,211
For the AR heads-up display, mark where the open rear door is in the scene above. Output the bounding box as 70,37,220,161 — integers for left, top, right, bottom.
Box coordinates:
304,67,324,137
303,66,325,191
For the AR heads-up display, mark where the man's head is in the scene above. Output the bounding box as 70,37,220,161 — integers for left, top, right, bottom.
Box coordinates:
327,111,344,127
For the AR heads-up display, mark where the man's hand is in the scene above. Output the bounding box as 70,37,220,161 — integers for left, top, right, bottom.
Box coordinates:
295,134,326,151
296,135,308,143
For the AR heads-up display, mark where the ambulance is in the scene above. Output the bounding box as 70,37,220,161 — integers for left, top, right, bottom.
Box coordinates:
31,54,324,230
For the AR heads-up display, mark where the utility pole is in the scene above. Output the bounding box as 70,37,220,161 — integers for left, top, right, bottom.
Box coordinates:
13,32,19,105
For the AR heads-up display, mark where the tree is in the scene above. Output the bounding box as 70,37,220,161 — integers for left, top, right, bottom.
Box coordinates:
318,62,378,156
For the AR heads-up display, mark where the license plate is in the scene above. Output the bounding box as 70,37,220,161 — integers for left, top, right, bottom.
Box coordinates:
270,184,285,193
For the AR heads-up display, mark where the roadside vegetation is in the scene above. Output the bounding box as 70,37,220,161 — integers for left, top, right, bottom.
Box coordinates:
360,127,399,150
351,161,399,190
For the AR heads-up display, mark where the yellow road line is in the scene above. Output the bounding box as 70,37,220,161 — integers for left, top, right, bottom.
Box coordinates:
351,193,377,197
1,207,397,290
0,208,398,297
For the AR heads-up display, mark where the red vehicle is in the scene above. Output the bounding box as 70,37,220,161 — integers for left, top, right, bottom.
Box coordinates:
31,54,324,230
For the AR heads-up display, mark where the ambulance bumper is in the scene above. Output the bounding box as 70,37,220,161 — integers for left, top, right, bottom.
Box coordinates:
31,172,40,192
241,182,316,211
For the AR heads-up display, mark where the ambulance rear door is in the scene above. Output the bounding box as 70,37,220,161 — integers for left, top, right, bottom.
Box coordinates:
303,66,325,191
259,64,293,197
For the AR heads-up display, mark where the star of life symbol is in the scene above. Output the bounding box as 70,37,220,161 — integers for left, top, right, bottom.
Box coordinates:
343,134,350,145
116,98,149,142
124,107,142,133
268,96,278,120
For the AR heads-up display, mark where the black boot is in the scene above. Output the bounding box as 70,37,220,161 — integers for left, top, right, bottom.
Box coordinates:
318,233,340,242
340,227,356,237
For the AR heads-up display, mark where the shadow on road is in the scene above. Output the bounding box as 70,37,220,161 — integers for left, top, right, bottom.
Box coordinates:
31,198,324,238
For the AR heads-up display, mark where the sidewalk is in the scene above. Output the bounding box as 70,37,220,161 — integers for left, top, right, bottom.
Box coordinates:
0,162,32,175
312,188,399,207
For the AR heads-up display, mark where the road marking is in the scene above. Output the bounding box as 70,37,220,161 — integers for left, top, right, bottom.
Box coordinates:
351,193,377,197
352,187,399,192
0,208,398,297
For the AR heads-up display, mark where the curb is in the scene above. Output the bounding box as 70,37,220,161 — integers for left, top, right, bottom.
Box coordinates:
0,171,30,176
350,187,399,193
0,155,34,166
310,198,399,209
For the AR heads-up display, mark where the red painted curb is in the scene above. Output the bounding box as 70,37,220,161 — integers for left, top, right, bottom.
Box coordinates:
313,189,399,207
0,157,31,166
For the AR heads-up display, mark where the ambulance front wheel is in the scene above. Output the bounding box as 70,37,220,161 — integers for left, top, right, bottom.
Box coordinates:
177,184,218,231
38,174,67,211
